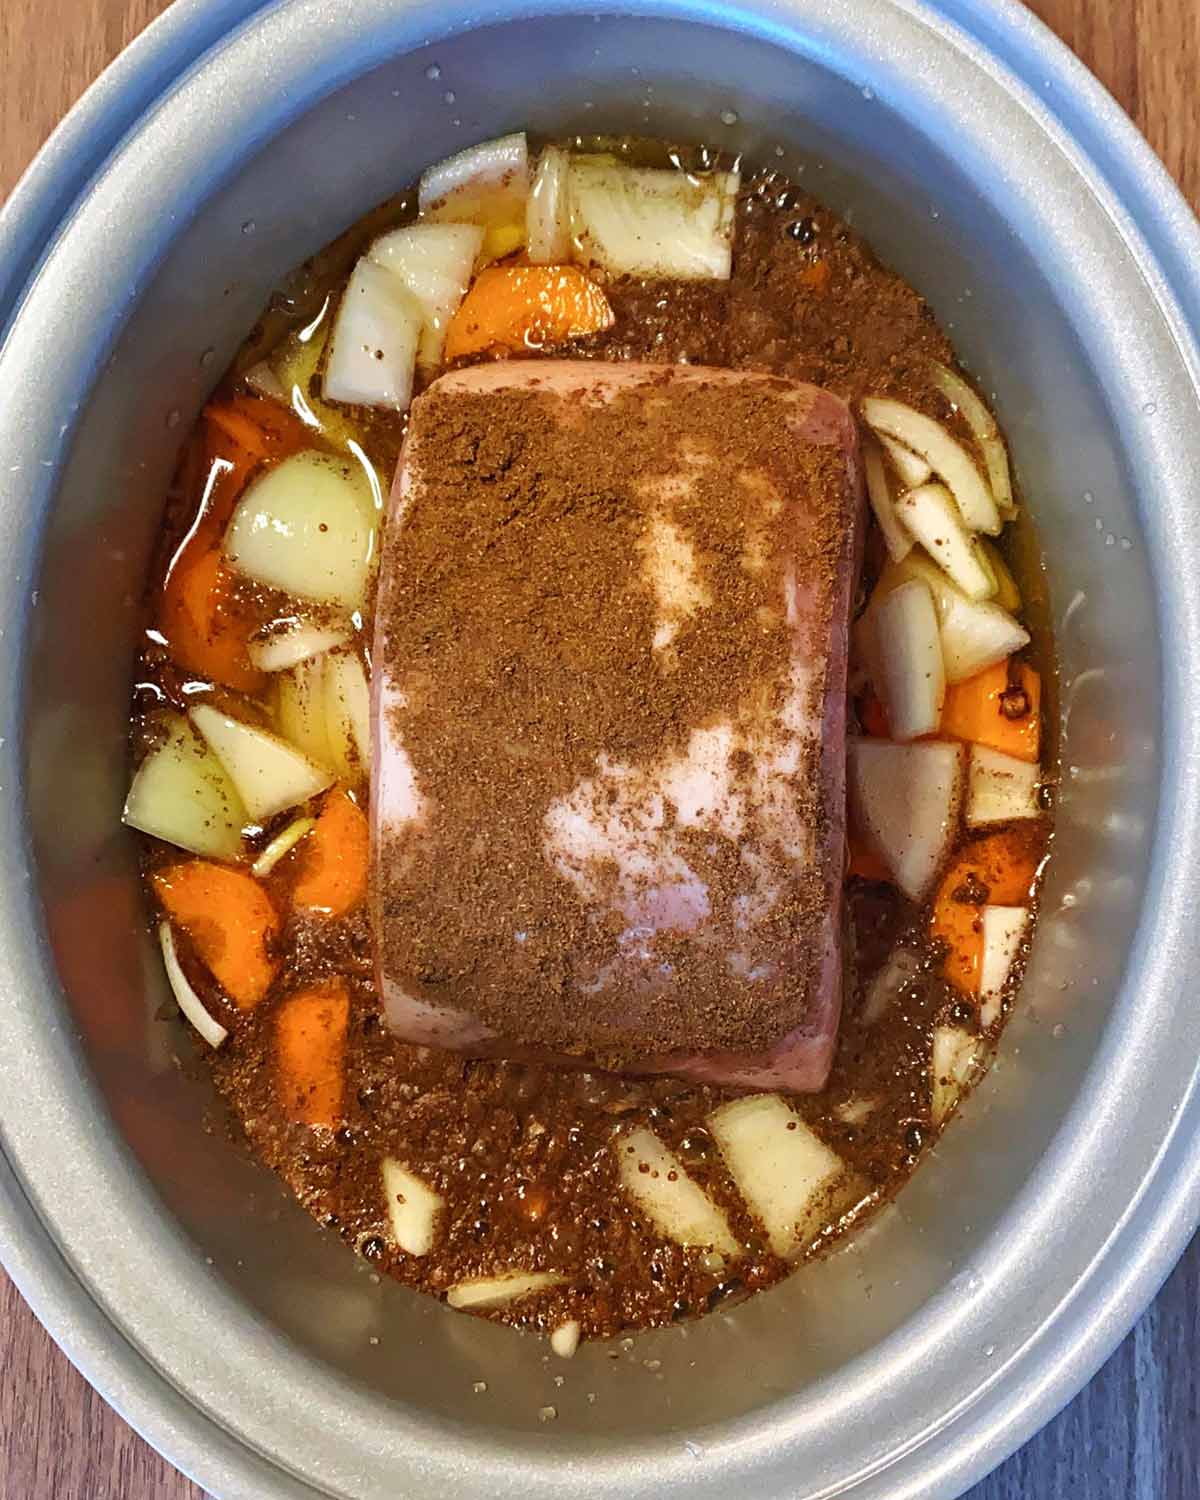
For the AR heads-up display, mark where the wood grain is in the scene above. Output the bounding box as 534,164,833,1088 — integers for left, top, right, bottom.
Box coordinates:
1,2,1197,1497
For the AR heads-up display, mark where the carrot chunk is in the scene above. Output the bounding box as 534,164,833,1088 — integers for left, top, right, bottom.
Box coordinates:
930,828,1043,994
153,861,279,1008
275,981,350,1126
941,660,1041,763
290,788,369,918
444,265,614,361
160,545,265,695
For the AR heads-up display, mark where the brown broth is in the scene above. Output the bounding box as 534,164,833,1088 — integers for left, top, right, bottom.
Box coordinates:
128,142,1053,1341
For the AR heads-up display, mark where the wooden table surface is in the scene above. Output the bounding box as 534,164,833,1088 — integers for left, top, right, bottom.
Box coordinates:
2,1,1199,1496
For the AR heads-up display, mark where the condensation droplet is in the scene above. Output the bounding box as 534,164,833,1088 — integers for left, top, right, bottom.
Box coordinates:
200,347,216,369
538,1404,558,1423
983,1344,996,1359
1105,533,1116,547
424,63,442,80
1143,400,1158,415
1083,490,1094,504
685,1441,704,1460
862,86,875,100
930,207,941,219
720,109,739,126
443,90,456,104
1052,1023,1066,1039
583,100,595,111
1120,537,1133,551
166,409,181,429
774,145,785,157
473,1380,487,1394
452,118,462,128
241,219,256,235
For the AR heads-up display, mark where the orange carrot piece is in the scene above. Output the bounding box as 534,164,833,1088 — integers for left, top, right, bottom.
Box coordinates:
207,394,312,465
941,660,1041,763
154,862,279,1008
930,828,1043,994
444,265,614,361
160,545,266,695
205,400,273,463
275,981,350,1126
291,788,369,918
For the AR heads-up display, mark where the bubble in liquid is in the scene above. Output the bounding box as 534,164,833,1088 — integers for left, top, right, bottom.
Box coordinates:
424,63,442,80
983,1344,996,1359
774,144,785,157
720,109,739,126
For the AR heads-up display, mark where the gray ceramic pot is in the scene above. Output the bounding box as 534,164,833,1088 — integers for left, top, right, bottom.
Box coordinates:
2,1,1199,1496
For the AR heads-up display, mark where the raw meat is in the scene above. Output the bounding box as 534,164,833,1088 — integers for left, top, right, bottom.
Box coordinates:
371,360,862,1092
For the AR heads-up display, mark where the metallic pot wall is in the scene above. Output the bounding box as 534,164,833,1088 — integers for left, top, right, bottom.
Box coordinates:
1,2,1199,1497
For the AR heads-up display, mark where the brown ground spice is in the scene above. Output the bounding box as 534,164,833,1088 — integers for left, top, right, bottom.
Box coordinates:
374,373,854,1063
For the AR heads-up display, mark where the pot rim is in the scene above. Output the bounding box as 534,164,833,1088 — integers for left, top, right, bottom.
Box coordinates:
2,2,1200,1497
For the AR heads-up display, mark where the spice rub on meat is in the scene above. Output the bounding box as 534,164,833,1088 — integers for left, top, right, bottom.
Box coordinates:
371,361,863,1092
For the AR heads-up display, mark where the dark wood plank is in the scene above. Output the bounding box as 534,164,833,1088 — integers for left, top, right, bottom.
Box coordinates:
1,0,1198,1496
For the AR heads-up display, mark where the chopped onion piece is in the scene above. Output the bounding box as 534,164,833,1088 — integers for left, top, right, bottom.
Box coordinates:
550,1320,582,1359
708,1095,842,1260
324,258,422,411
879,433,933,490
158,921,228,1048
931,1025,979,1125
863,439,913,563
834,1097,877,1126
248,620,350,673
861,397,1001,535
368,223,485,368
874,579,945,741
224,450,375,612
419,132,528,233
381,1156,444,1257
190,704,333,822
896,484,996,601
526,146,573,263
980,906,1028,1026
930,360,1014,515
277,655,335,770
967,744,1042,827
869,553,1027,685
251,816,316,878
446,1270,565,1311
568,161,739,280
861,947,922,1026
324,650,372,780
615,1126,739,1256
939,591,1030,684
848,738,965,901
270,325,364,452
123,713,247,861
243,360,286,401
